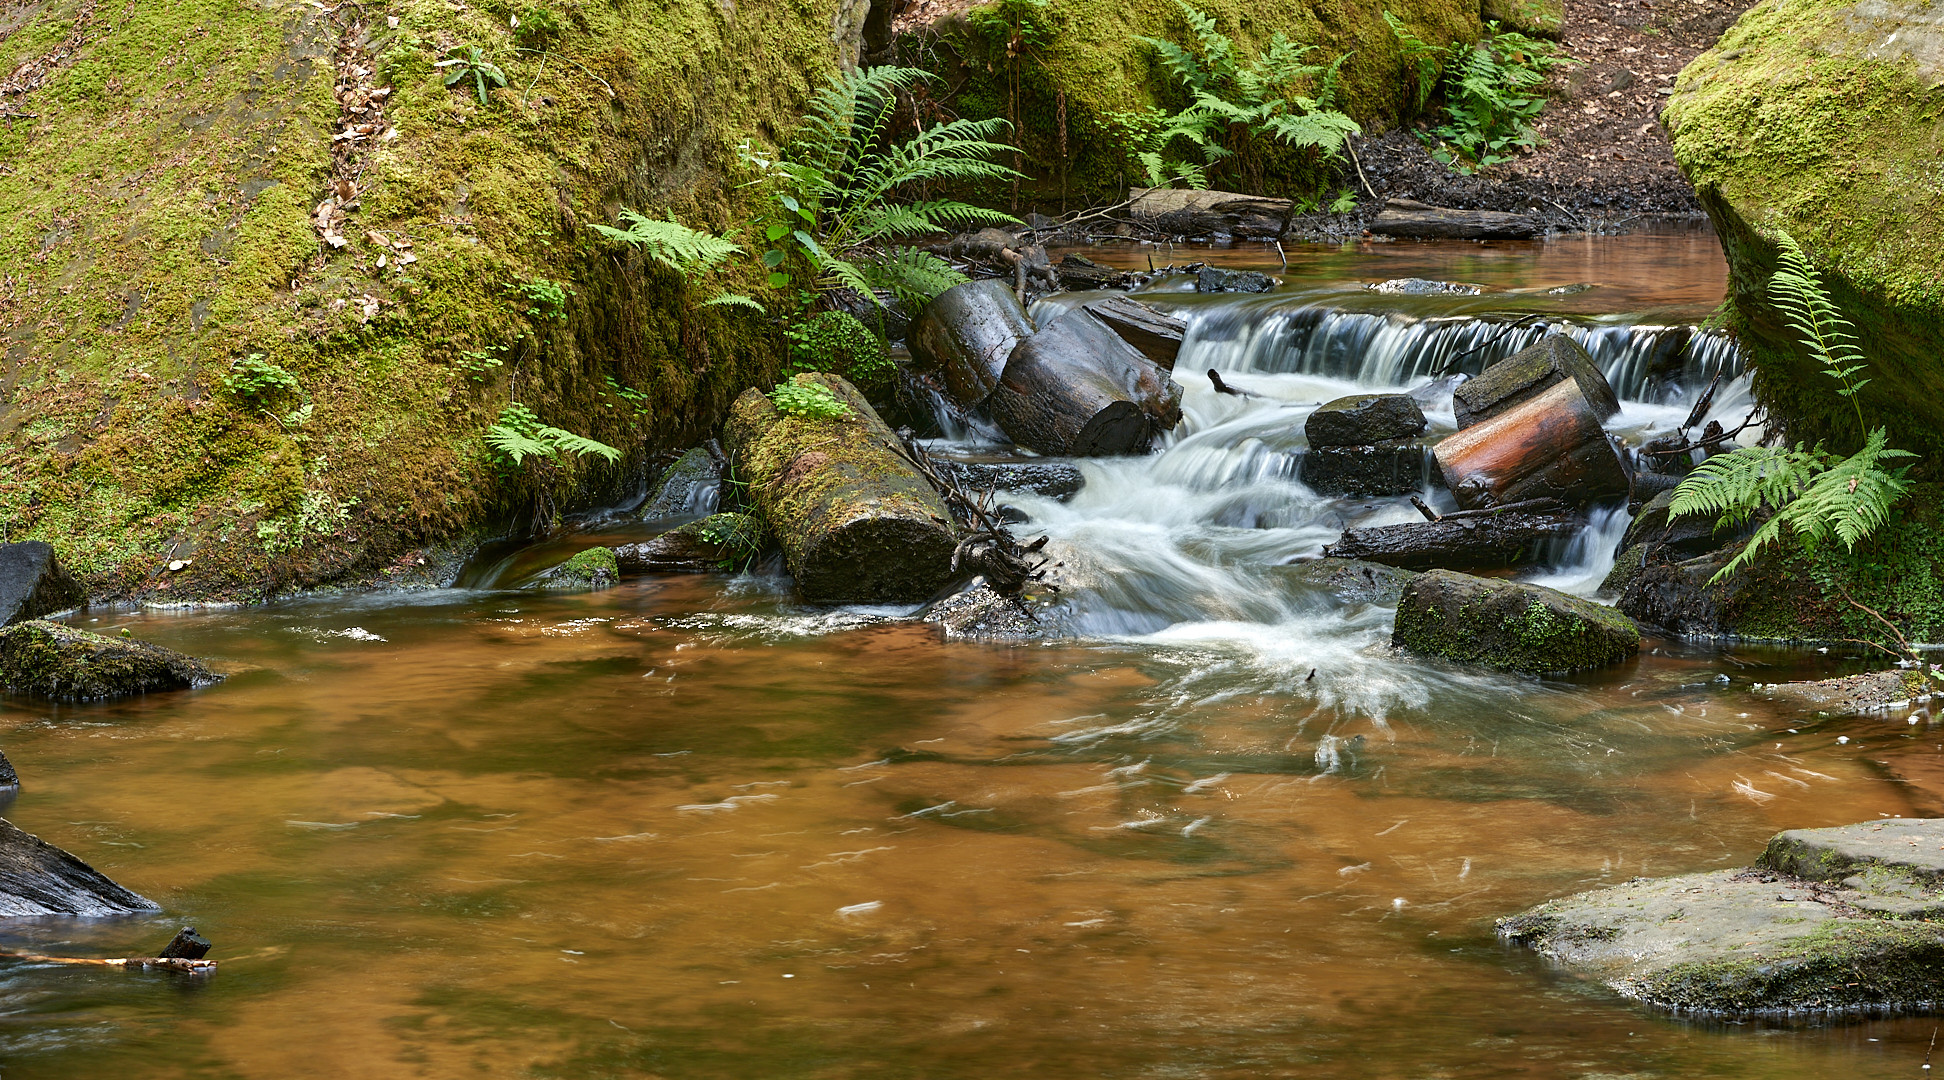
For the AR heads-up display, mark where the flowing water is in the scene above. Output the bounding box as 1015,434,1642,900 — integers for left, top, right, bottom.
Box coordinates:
5,233,1944,1079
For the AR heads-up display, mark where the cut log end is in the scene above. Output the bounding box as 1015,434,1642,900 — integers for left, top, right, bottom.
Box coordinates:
794,516,960,606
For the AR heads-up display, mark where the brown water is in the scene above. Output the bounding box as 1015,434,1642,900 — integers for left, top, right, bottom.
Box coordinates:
4,233,1942,1078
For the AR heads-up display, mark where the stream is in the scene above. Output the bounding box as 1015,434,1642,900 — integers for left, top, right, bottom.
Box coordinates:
3,230,1942,1078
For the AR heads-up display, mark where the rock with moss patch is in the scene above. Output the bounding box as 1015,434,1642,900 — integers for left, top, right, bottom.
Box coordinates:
1499,819,1944,1015
1284,558,1419,606
523,547,619,591
1392,569,1640,674
0,543,86,628
0,620,221,700
636,447,721,521
613,513,767,573
1305,394,1427,447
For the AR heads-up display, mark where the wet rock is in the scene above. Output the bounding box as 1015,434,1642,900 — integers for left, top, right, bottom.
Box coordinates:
0,750,15,788
1615,552,1735,637
1619,489,1723,558
0,542,86,628
1498,820,1944,1015
725,374,958,604
1370,199,1540,241
523,547,618,591
986,308,1183,457
0,817,159,917
1597,542,1650,597
1195,266,1276,294
636,446,721,521
1364,277,1482,295
158,927,213,960
1326,513,1582,572
1283,558,1419,606
909,279,1036,408
1297,442,1431,497
0,620,221,700
1083,295,1185,370
934,459,1086,501
1763,668,1935,716
613,513,766,574
1305,394,1428,447
1392,569,1640,674
922,581,1050,642
1054,253,1141,292
1452,335,1621,430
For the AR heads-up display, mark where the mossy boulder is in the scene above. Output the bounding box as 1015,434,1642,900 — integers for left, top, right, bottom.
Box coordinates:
613,512,766,573
788,311,894,404
0,0,842,603
1663,0,1944,458
1392,569,1640,674
0,620,221,700
522,546,618,591
1499,820,1944,1015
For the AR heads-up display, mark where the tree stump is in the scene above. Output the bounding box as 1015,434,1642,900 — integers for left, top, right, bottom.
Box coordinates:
985,309,1183,457
1453,335,1620,430
1435,378,1631,510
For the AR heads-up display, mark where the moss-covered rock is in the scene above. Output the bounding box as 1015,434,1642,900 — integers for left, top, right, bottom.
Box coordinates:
522,546,617,590
613,511,766,573
788,311,894,404
0,620,221,700
1663,0,1944,458
0,0,841,603
634,446,722,521
1393,568,1640,674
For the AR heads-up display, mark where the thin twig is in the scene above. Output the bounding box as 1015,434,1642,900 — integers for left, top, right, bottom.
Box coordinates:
505,45,613,97
1345,138,1378,202
0,951,214,973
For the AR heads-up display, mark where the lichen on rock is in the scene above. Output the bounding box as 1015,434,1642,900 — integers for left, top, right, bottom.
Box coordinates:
1392,568,1640,674
0,620,222,700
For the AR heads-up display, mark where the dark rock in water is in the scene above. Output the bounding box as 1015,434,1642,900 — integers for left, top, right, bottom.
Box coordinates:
1364,277,1482,295
613,513,766,574
636,446,721,521
523,548,618,591
1598,542,1650,597
1763,668,1932,716
1620,489,1721,558
1498,819,1944,1015
158,926,212,960
1055,253,1141,292
1305,394,1428,447
0,750,16,788
1297,442,1430,497
1283,559,1419,606
1392,569,1640,674
935,460,1086,501
0,817,159,916
1195,266,1276,294
1452,335,1620,430
923,582,1050,642
0,542,86,628
0,621,221,700
1325,513,1582,572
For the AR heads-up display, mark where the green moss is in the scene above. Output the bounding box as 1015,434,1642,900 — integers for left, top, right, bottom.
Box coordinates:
1664,0,1944,458
1644,919,1944,1013
787,311,893,402
0,620,220,699
0,0,838,602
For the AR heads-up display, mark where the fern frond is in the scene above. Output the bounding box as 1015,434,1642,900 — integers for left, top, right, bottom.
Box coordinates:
1668,444,1823,528
534,426,622,463
862,247,968,310
1787,428,1915,550
704,293,766,312
485,425,553,466
593,210,743,271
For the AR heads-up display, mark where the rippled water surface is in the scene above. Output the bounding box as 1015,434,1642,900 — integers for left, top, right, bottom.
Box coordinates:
4,235,1942,1079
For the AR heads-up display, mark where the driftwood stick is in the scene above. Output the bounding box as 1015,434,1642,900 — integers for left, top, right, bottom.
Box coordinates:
1436,497,1564,521
1411,495,1441,522
0,951,215,973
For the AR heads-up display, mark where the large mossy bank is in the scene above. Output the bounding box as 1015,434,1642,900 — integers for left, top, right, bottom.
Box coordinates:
1664,0,1944,458
0,0,845,600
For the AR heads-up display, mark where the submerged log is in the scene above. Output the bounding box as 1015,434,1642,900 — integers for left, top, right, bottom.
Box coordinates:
1368,200,1540,241
0,817,159,917
908,279,1036,408
724,374,957,604
1435,378,1631,510
1127,186,1291,238
1083,295,1185,370
985,309,1184,457
1323,513,1582,571
1453,335,1620,429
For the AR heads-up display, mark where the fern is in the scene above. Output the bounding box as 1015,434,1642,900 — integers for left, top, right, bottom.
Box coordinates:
1385,17,1566,172
484,404,621,469
595,210,764,315
1667,230,1916,583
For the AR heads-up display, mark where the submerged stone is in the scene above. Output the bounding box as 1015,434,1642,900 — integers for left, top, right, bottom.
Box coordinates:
0,620,221,700
922,582,1052,642
523,547,619,591
0,542,86,628
0,817,159,917
1499,819,1944,1015
1392,569,1640,674
1283,558,1419,606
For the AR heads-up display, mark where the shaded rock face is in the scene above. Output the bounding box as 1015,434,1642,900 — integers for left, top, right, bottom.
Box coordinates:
1621,489,1727,558
1499,820,1944,1015
1297,443,1431,497
923,582,1051,642
0,818,159,917
1392,569,1640,674
523,548,619,591
636,448,721,521
0,543,86,628
1304,394,1428,447
0,621,221,700
1283,559,1419,606
613,514,766,574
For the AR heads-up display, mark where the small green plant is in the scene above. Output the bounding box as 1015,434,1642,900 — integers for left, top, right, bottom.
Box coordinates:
220,353,300,405
768,381,851,421
436,45,507,105
602,375,652,419
511,4,565,45
743,66,1020,311
591,210,763,312
1111,2,1360,196
698,513,766,572
257,489,359,554
1387,14,1567,172
508,277,572,321
484,403,622,468
457,349,506,382
784,310,894,398
1669,233,1916,582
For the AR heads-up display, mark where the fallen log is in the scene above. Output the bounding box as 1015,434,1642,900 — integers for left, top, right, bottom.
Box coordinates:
1128,186,1291,238
908,279,1035,408
1452,335,1620,429
985,308,1183,457
1435,378,1631,510
1368,199,1540,241
1055,254,1141,292
723,375,958,604
1083,295,1185,370
1323,513,1582,571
